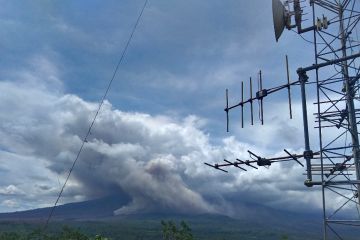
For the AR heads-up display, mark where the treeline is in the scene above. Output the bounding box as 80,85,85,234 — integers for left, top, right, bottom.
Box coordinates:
0,226,108,240
0,220,193,240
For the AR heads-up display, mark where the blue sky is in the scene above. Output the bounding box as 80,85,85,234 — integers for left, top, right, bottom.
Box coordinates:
0,0,343,215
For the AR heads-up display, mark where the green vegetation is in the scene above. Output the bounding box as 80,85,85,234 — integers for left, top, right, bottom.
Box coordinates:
161,220,193,240
0,226,109,240
1,221,206,240
0,218,340,240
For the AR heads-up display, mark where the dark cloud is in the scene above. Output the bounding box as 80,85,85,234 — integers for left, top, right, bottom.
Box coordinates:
0,1,341,215
0,0,314,138
0,62,328,214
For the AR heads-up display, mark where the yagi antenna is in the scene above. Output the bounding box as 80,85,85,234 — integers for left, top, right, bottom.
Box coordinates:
236,158,258,169
257,71,265,125
224,55,294,131
204,162,228,173
247,150,271,167
224,159,247,171
205,150,315,173
284,149,303,167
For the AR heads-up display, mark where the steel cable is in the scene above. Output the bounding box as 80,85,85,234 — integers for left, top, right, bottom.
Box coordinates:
43,0,149,231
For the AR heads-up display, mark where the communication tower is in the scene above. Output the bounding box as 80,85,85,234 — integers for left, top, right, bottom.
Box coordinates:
206,1,360,239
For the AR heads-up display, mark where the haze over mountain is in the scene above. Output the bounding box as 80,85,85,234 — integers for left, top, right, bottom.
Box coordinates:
0,193,321,224
0,194,327,240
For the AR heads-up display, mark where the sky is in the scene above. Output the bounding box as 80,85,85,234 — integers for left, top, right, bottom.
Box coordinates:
0,0,356,216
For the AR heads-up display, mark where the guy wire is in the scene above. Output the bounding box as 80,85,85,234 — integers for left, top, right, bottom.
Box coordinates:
43,0,149,231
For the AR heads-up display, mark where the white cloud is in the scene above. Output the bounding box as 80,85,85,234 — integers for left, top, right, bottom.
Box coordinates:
0,59,326,215
0,185,24,195
2,199,19,208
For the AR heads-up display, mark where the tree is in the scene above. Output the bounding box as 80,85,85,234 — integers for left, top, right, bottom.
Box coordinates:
280,234,289,240
0,232,22,240
94,235,109,240
0,226,110,240
161,220,193,240
58,226,89,240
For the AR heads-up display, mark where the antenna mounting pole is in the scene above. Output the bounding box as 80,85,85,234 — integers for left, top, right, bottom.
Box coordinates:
297,69,313,184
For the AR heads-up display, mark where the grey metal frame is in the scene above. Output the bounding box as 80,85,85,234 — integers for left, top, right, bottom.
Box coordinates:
306,0,360,239
206,0,360,239
205,0,360,240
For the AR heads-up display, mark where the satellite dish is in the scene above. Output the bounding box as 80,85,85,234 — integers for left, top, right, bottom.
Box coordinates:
272,0,287,42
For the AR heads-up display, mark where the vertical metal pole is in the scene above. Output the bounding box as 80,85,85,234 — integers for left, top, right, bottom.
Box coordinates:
311,2,327,239
298,70,312,183
339,6,360,204
286,55,293,119
259,71,264,125
250,77,254,125
226,89,229,132
310,3,327,239
241,81,244,128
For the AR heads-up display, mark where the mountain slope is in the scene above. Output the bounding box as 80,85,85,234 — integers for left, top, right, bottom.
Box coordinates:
0,194,130,221
0,194,320,226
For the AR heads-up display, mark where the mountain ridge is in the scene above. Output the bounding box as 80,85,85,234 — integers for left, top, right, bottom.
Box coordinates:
0,194,321,225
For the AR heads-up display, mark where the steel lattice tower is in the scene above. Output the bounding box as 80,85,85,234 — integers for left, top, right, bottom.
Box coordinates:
205,0,360,239
305,0,360,239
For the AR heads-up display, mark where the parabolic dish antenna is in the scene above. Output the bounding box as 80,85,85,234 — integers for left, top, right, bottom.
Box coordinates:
272,0,288,42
